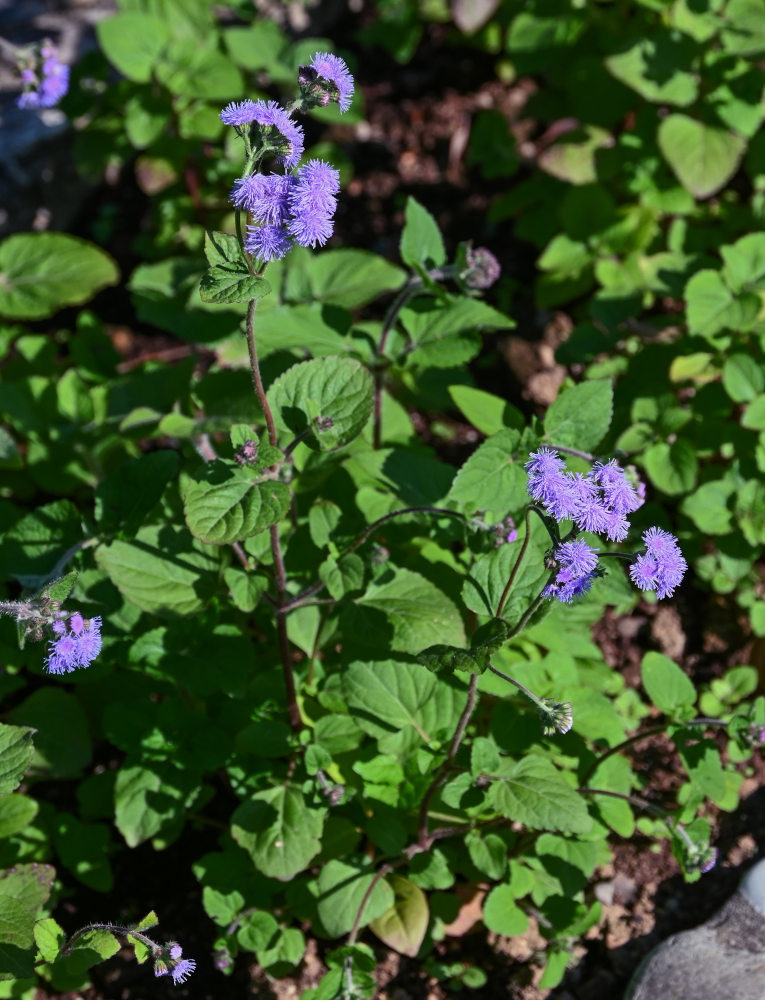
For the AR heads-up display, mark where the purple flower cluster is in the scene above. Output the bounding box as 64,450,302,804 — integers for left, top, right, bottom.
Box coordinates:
46,613,102,673
526,448,643,542
543,538,599,604
155,944,196,985
525,447,687,603
219,99,305,169
235,160,340,262
308,51,354,113
17,40,69,109
629,527,688,600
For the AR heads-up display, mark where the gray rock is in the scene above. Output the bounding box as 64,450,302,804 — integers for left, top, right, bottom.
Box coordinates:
625,859,765,1000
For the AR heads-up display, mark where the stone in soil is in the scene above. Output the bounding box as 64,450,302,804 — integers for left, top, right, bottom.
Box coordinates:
625,857,765,1000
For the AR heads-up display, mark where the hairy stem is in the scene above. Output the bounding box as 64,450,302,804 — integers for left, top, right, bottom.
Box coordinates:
545,443,595,462
417,673,479,847
245,298,278,447
373,276,423,449
581,717,729,784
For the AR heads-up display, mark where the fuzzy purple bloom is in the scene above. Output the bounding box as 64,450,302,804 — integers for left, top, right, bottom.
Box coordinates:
287,159,340,248
169,944,183,961
700,847,718,874
171,959,196,984
250,100,304,169
310,51,354,113
557,538,599,577
220,99,260,126
45,613,102,673
629,527,687,600
17,42,69,110
244,224,292,262
230,173,293,225
590,459,643,516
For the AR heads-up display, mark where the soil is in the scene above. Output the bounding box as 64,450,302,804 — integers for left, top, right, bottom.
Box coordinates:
4,3,765,1000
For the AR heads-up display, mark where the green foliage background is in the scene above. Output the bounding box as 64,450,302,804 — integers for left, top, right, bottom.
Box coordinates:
1,0,765,996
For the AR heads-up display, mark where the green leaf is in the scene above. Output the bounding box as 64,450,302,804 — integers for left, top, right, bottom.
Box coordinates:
8,690,90,779
543,379,613,451
317,860,395,939
742,394,765,430
0,795,38,839
680,479,735,535
343,659,468,752
303,249,406,309
0,864,56,979
204,230,246,268
462,527,549,625
467,832,508,880
486,756,591,834
723,353,765,403
52,815,113,892
369,875,428,957
399,197,446,270
183,461,291,544
448,385,524,436
736,480,765,545
448,428,527,518
231,786,325,881
96,12,170,81
0,498,82,587
199,264,271,304
720,232,765,293
0,233,119,320
0,725,34,796
482,884,529,936
685,269,760,338
96,525,219,617
721,0,765,55
418,618,510,676
658,115,747,199
605,32,698,106
319,553,365,600
155,38,242,99
641,651,696,716
643,439,698,495
341,566,465,654
309,500,342,549
34,918,66,964
402,297,514,370
268,356,374,452
95,450,179,537
114,762,200,848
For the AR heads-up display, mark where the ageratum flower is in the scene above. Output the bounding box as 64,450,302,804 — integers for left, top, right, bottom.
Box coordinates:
46,613,102,673
230,173,293,225
540,699,573,736
309,51,354,112
17,40,69,109
629,526,687,600
543,538,600,604
220,99,260,126
244,224,292,262
288,159,340,248
464,246,501,290
250,100,305,169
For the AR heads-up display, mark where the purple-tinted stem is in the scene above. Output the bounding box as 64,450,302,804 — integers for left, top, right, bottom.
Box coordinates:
373,277,423,449
581,717,728,784
496,505,555,618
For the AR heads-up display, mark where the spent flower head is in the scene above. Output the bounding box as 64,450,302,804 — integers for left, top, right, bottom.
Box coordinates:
463,246,501,290
539,699,573,736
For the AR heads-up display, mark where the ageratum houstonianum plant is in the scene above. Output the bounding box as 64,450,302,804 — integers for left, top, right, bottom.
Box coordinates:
3,42,765,1000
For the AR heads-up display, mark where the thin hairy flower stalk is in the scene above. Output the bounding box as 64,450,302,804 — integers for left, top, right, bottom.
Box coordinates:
581,717,729,784
272,525,301,733
496,506,534,617
577,788,705,861
487,662,551,714
545,443,595,462
373,276,423,448
282,427,314,460
245,299,278,447
281,506,465,613
502,569,558,641
417,673,479,848
347,861,398,946
53,923,158,962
